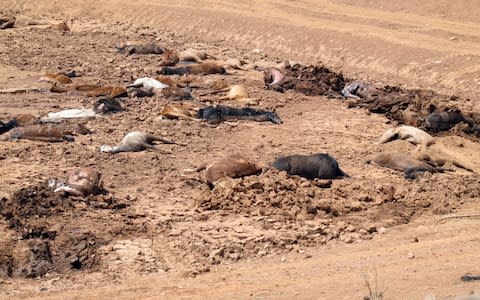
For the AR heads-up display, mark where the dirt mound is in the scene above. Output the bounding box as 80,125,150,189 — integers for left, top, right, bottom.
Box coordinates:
182,170,479,267
1,184,123,233
0,184,128,278
195,170,475,222
284,63,347,96
270,63,346,96
145,170,479,276
196,170,334,219
0,232,101,278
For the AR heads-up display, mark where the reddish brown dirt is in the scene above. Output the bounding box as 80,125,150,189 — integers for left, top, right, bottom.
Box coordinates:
0,1,480,299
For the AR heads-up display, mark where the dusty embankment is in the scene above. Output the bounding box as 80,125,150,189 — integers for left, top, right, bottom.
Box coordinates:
2,0,480,101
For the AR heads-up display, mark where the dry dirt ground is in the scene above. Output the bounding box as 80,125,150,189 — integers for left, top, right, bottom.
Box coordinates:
0,1,479,299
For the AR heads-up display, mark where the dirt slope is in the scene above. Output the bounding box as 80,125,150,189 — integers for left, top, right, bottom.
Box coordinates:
2,0,480,100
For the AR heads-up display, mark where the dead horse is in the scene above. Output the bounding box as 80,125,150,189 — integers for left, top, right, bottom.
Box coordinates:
368,153,447,179
115,44,165,56
50,168,102,197
159,63,226,75
0,124,74,142
196,105,283,124
100,131,178,154
188,155,262,189
273,153,348,180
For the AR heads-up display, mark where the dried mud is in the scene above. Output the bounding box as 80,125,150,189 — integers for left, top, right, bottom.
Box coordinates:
0,14,479,292
194,168,477,241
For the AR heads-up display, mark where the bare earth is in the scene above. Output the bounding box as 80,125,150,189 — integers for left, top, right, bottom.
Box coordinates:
0,1,479,299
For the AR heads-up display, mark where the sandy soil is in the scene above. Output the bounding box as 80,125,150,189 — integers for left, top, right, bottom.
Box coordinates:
0,1,479,299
